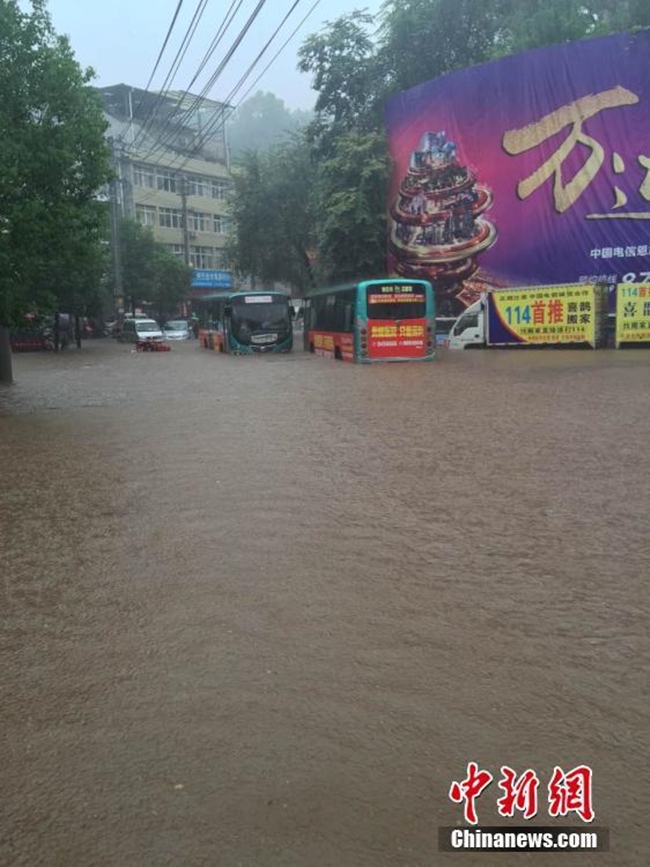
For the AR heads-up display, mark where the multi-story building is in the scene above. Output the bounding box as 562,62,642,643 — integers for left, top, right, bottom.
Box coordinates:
97,84,234,305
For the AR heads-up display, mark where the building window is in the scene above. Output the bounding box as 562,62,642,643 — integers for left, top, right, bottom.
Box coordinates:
135,205,156,227
133,166,155,188
167,244,186,259
211,180,229,199
187,176,206,197
157,171,177,193
159,208,183,229
213,215,230,234
189,211,208,232
189,246,216,269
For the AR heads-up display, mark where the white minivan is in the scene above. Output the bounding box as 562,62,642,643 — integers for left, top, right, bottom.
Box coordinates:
120,318,165,343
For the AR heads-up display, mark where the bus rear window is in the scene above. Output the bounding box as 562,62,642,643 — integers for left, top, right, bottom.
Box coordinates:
366,284,426,320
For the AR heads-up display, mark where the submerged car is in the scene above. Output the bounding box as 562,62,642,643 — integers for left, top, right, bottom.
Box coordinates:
119,318,165,343
162,319,191,340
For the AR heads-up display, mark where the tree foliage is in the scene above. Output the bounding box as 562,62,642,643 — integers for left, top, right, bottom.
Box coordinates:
0,0,111,329
119,219,192,321
495,1,650,55
298,12,379,129
226,137,316,293
315,130,391,283
150,248,192,325
377,0,504,95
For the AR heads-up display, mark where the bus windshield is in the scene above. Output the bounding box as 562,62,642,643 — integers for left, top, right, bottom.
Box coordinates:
231,297,290,332
366,284,426,319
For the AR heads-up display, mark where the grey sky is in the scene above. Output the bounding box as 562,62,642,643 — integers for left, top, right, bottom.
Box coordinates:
31,0,385,111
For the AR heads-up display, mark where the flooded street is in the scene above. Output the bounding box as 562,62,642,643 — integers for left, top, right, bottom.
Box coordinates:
1,340,648,866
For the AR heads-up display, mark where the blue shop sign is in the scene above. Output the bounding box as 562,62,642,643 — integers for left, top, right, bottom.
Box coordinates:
192,269,232,288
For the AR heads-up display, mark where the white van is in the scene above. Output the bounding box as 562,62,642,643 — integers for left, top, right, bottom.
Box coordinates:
120,318,164,343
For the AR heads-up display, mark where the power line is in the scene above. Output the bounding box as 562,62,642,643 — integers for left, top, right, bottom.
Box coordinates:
139,0,310,168
188,0,246,91
143,0,186,95
131,0,322,210
234,0,321,112
177,0,320,163
131,0,245,162
114,0,187,141
132,0,211,149
136,0,271,164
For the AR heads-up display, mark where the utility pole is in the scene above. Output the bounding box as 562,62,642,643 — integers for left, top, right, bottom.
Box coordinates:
108,138,124,314
180,175,190,266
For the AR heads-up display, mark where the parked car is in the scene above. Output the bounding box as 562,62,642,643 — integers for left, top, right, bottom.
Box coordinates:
119,318,164,343
162,319,191,341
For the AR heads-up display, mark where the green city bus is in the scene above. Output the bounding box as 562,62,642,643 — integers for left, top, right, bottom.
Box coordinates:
303,278,435,362
197,291,294,354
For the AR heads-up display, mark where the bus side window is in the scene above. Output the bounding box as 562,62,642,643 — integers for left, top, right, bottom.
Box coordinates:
325,295,336,330
309,298,323,329
344,303,353,332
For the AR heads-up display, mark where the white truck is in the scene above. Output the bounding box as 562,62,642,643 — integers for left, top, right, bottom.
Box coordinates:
448,284,607,349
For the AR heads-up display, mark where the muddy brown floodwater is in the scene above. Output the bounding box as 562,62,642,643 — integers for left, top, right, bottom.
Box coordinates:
1,339,649,867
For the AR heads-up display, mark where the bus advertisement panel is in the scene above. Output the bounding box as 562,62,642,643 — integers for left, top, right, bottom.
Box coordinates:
366,282,428,358
384,31,650,318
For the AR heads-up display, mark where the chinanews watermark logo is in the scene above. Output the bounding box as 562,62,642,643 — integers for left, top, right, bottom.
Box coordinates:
439,762,609,853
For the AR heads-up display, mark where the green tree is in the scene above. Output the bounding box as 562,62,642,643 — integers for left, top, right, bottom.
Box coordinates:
297,12,389,282
315,130,391,283
118,218,157,313
118,218,191,318
226,136,316,294
377,0,505,95
0,0,111,381
298,12,380,129
150,247,192,325
493,1,603,55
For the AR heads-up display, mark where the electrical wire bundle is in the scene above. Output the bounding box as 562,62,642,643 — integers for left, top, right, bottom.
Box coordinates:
122,0,322,187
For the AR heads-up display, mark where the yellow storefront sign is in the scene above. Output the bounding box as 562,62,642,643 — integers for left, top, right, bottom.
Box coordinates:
491,284,597,346
615,283,650,345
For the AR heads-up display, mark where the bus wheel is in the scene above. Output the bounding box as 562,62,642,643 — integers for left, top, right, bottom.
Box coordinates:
218,342,224,352
203,338,208,349
334,346,342,361
309,342,315,353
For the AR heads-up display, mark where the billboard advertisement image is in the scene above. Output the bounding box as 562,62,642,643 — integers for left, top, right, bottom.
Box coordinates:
385,32,650,315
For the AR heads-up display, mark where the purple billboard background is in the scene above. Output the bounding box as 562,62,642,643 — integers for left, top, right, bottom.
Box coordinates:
385,32,650,310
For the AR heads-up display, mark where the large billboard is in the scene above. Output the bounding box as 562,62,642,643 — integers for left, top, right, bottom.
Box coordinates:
385,32,650,315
